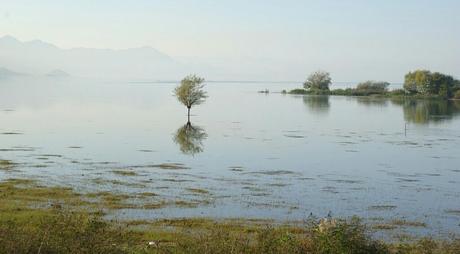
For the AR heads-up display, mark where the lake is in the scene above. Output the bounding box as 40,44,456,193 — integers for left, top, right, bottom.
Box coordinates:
1,77,460,238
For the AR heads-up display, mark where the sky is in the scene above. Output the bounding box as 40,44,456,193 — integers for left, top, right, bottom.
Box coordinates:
0,0,459,82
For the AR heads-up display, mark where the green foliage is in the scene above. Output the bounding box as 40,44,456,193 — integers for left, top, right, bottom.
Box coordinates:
310,217,387,254
0,209,137,254
174,75,207,109
356,81,389,95
390,89,406,96
289,88,308,94
404,70,457,98
304,71,332,91
454,90,460,100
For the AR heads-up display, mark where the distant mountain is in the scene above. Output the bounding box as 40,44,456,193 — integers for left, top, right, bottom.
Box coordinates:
0,67,26,78
0,35,191,80
46,69,70,77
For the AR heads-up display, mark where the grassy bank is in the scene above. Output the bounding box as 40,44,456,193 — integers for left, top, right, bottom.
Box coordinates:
0,178,459,253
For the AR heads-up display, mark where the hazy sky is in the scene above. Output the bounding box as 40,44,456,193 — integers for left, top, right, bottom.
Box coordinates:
1,0,459,82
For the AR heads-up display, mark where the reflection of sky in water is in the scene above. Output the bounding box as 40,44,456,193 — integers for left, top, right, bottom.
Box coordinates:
1,77,460,237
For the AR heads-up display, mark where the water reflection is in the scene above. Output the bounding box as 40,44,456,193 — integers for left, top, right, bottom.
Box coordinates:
392,99,460,124
173,122,208,155
355,97,389,107
302,95,330,114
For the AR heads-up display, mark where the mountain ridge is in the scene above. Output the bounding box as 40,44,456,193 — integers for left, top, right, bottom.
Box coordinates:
0,35,189,80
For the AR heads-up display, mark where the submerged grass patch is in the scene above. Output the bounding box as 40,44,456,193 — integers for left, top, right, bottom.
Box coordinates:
0,159,17,170
0,179,459,253
186,188,210,195
112,169,138,176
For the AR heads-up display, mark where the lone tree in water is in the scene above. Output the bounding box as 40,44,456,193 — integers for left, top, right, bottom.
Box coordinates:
174,75,207,122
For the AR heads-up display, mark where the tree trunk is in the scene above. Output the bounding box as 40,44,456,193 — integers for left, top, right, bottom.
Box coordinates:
187,107,191,123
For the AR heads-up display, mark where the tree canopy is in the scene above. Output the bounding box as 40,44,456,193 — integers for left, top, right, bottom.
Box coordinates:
303,71,332,91
174,75,207,109
356,81,389,94
404,70,457,98
174,74,207,121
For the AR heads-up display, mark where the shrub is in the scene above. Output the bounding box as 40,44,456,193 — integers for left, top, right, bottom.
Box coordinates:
454,90,460,99
404,70,456,97
390,89,406,96
356,81,389,95
304,71,332,91
0,210,137,254
289,88,308,94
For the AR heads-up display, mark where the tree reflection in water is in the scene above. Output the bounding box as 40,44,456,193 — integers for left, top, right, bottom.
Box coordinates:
173,122,207,155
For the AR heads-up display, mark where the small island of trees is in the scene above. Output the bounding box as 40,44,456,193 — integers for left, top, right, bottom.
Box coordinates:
289,70,460,99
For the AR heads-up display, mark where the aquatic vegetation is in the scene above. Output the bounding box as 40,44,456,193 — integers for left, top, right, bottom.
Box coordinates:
390,219,427,228
228,166,244,172
186,188,210,195
0,179,459,253
249,170,296,176
148,163,190,170
112,169,138,176
0,159,16,170
368,205,397,211
68,146,83,149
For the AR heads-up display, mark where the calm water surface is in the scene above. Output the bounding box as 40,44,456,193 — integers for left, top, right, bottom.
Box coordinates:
1,77,460,237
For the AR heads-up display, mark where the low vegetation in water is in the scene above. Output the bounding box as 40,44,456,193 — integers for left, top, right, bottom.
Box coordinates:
1,179,459,253
288,70,460,99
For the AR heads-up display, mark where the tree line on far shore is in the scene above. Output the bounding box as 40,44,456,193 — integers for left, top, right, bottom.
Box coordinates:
286,70,460,99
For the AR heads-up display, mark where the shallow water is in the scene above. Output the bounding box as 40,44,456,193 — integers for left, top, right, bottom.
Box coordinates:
1,77,460,238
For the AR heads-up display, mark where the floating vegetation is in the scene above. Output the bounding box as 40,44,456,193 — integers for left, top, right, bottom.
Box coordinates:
284,135,305,139
37,154,63,158
322,186,339,194
1,132,23,135
162,178,193,183
445,209,460,215
390,219,427,228
228,166,244,172
249,170,296,176
112,169,138,176
68,146,82,149
368,205,397,211
139,192,158,197
138,149,155,152
186,188,210,195
345,149,359,152
0,147,36,152
330,179,363,184
372,224,397,230
137,163,190,170
0,159,17,170
267,183,289,187
397,178,420,183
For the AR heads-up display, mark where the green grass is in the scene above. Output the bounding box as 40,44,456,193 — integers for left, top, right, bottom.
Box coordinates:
0,179,459,253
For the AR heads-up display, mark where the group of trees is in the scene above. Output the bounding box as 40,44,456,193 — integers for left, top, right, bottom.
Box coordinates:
404,70,460,98
172,71,458,155
296,70,459,98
